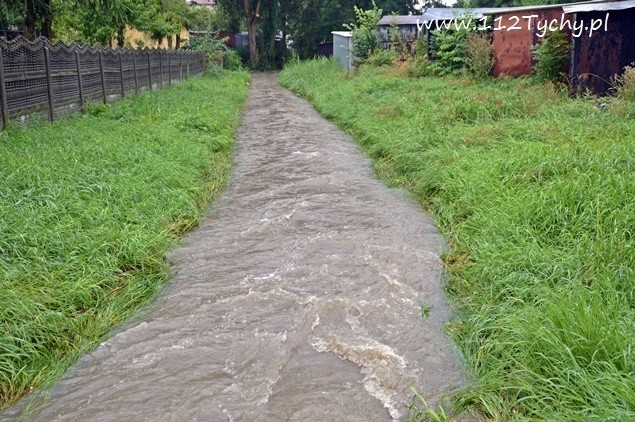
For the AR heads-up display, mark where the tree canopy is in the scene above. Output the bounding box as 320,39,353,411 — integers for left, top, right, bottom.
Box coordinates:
2,0,219,44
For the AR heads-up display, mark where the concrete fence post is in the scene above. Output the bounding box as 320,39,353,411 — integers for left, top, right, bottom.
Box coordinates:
75,50,84,109
44,47,55,121
99,50,107,104
0,46,9,130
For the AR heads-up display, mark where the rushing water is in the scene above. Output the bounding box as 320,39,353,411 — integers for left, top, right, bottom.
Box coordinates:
2,73,464,421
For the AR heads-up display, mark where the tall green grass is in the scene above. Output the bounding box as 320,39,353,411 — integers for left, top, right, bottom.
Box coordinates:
280,59,635,420
0,71,249,409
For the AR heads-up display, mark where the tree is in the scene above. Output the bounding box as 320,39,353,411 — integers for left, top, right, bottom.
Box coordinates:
59,0,146,45
214,0,418,65
139,0,189,48
217,0,266,66
2,0,54,40
345,2,383,64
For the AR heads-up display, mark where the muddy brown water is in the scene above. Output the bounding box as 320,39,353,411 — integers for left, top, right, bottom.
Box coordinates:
2,73,464,421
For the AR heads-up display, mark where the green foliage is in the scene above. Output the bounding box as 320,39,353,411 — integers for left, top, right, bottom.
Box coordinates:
183,34,243,71
280,59,635,421
465,33,493,79
408,387,454,421
407,54,432,78
51,0,190,46
0,70,250,409
284,0,414,60
365,49,397,67
142,0,186,44
427,26,468,76
533,29,570,83
0,0,24,29
613,64,635,101
414,32,429,58
344,1,383,66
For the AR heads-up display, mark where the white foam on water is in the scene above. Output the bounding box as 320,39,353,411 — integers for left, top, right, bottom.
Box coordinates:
309,335,409,420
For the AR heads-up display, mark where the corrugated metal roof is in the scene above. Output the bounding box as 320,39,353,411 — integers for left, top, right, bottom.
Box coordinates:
378,8,499,26
377,1,635,26
480,0,629,15
563,0,635,13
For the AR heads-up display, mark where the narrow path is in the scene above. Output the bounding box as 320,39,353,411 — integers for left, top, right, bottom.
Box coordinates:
7,73,463,421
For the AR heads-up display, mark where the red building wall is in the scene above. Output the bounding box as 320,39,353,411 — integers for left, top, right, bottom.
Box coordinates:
491,9,573,77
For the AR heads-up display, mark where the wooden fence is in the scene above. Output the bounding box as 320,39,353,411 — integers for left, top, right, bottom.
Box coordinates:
0,36,206,130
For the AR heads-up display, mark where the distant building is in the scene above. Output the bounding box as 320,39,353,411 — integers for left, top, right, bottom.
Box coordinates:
332,31,353,71
564,0,635,93
378,8,500,55
187,0,217,7
483,4,573,78
484,0,635,93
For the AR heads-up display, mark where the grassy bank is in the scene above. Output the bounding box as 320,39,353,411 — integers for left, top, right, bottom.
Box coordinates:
279,59,635,420
0,71,249,409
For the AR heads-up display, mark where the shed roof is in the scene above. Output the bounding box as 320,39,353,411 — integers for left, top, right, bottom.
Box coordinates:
481,0,630,15
563,0,635,13
378,8,500,26
377,1,635,26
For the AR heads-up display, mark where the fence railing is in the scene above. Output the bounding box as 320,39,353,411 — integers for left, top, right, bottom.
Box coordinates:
0,36,206,130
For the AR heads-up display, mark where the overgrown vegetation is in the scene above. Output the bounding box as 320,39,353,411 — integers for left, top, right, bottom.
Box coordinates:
614,63,635,101
427,26,468,76
0,70,249,409
183,34,243,72
280,59,635,421
354,6,492,81
345,1,383,66
465,33,494,80
533,29,571,83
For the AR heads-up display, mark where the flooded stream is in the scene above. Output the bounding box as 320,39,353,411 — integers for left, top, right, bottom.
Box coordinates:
2,73,463,421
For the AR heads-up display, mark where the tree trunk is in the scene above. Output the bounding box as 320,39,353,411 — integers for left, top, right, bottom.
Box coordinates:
117,28,125,47
41,0,53,39
25,0,37,40
247,20,258,66
176,34,181,50
243,0,262,67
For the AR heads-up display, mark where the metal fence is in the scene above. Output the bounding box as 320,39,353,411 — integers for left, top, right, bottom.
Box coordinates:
0,36,206,130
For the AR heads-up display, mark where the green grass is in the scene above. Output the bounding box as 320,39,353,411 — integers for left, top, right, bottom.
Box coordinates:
279,59,635,420
0,70,249,409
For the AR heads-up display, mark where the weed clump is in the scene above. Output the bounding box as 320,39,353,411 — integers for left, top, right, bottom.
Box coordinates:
465,33,494,80
613,63,635,100
533,30,570,83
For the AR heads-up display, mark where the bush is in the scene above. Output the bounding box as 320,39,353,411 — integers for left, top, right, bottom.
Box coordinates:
408,55,432,78
414,33,429,59
365,49,397,67
388,14,410,59
345,1,383,66
183,34,243,72
427,26,468,76
465,33,493,79
613,64,635,101
533,30,570,83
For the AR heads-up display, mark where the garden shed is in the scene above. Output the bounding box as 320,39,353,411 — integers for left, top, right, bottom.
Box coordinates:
483,4,574,77
332,31,353,70
377,8,499,54
564,0,635,94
